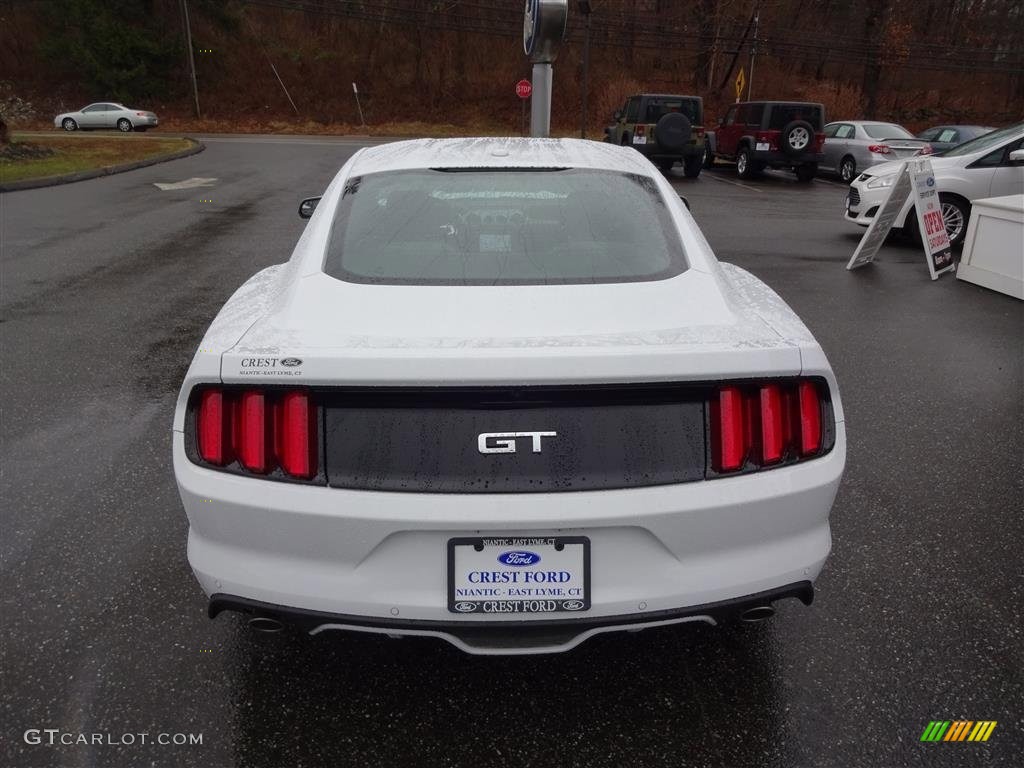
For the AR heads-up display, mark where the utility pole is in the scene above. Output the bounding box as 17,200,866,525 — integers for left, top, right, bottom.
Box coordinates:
180,0,201,118
747,1,759,101
579,1,593,139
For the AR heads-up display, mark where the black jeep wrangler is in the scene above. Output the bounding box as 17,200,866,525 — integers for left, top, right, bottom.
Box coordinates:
604,94,705,177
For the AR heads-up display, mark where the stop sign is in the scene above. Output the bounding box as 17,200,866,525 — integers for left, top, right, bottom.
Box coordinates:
515,79,532,99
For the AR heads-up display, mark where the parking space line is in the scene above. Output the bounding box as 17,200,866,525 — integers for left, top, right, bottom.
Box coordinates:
704,173,762,193
815,178,848,188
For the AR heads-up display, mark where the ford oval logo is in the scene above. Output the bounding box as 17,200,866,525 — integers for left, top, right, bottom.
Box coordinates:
454,602,476,613
280,357,303,367
926,176,935,187
563,600,585,611
498,550,540,567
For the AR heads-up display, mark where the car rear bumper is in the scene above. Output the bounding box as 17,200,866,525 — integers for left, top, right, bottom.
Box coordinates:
750,149,823,166
174,422,844,653
209,581,815,654
638,145,705,160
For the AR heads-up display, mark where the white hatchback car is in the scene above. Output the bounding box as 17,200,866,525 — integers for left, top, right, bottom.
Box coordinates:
844,123,1024,245
173,138,846,654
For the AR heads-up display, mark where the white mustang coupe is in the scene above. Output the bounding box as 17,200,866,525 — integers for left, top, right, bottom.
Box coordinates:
173,137,846,655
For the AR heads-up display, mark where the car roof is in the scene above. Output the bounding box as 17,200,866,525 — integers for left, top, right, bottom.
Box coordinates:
351,138,656,176
831,120,905,125
736,101,824,107
628,93,701,100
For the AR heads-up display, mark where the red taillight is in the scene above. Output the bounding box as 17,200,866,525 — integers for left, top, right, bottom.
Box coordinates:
236,390,272,473
759,384,784,464
275,390,318,479
798,381,822,455
709,378,827,474
711,386,747,471
194,387,318,480
867,144,891,155
635,124,646,136
197,389,231,465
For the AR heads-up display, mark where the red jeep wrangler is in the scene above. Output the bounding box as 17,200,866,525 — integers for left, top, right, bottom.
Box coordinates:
706,101,826,182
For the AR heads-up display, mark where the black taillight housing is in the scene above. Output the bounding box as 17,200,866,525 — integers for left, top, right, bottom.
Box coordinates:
707,377,834,477
188,386,323,483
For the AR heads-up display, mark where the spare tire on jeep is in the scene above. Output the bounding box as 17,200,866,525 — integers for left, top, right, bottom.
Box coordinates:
655,112,691,152
780,120,814,157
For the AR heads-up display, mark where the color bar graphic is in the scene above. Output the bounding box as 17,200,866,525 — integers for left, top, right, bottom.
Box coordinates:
921,720,996,742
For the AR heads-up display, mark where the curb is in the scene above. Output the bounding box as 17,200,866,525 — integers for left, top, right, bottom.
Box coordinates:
0,138,206,193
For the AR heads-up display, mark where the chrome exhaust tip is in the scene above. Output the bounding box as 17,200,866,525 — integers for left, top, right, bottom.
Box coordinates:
248,616,284,633
740,605,775,623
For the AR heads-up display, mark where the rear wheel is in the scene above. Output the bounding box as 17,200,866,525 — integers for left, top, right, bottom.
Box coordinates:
683,154,703,178
117,118,132,133
61,118,77,131
839,156,857,183
703,141,714,168
736,147,755,179
795,163,817,183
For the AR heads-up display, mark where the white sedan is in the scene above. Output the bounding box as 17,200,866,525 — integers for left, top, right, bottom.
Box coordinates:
845,123,1024,245
53,102,158,132
173,138,846,655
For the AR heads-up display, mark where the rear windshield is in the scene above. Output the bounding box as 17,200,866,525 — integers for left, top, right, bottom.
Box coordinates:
644,98,701,124
322,169,688,286
862,123,913,139
939,123,1023,157
767,104,823,130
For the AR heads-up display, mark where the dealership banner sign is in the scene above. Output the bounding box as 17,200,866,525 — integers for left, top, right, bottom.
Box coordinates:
846,158,954,280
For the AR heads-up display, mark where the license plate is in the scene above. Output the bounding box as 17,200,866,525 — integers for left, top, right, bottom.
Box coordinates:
632,135,647,145
447,536,590,615
756,142,770,151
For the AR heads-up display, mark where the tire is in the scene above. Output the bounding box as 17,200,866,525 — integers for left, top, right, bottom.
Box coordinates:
117,118,133,133
939,194,970,247
654,112,691,153
839,156,857,184
781,120,815,157
657,159,676,172
683,154,703,178
736,146,755,179
795,163,817,183
703,141,714,168
61,118,77,132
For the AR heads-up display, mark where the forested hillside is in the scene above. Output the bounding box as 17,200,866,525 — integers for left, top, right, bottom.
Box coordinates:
2,0,1022,132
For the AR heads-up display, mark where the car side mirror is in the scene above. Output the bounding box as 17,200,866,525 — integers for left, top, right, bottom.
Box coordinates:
613,110,622,121
1009,149,1024,164
298,197,321,219
678,194,690,210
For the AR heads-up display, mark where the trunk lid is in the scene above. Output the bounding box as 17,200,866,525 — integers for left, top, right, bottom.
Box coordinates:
220,269,802,385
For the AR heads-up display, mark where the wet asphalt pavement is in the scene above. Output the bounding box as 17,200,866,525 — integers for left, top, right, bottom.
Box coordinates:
1,136,1021,768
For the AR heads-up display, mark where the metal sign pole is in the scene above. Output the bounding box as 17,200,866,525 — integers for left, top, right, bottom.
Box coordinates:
530,63,553,137
523,0,567,138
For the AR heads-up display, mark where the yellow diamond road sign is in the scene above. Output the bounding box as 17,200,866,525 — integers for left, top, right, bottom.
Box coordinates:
735,68,746,101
